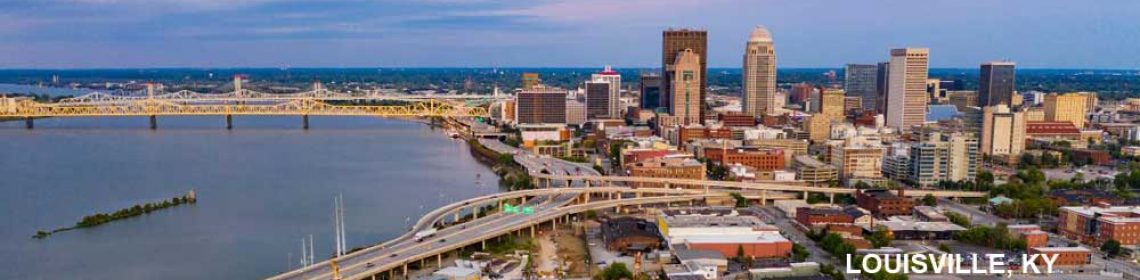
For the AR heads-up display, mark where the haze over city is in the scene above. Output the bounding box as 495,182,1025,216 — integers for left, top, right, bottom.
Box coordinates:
3,0,1139,69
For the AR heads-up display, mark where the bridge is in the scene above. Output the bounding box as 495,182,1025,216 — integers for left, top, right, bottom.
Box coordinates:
528,174,989,202
0,79,503,129
268,186,722,280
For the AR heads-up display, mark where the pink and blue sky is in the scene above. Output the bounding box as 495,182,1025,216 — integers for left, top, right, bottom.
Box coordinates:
2,0,1138,69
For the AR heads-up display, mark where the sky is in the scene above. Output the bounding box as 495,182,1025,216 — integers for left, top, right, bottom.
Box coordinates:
1,0,1138,69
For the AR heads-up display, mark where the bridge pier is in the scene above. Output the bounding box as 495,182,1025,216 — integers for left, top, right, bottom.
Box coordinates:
302,115,309,130
149,115,157,130
225,114,233,130
829,193,835,204
24,117,33,129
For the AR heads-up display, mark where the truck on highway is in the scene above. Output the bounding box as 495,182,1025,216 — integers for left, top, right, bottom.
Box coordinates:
414,228,437,242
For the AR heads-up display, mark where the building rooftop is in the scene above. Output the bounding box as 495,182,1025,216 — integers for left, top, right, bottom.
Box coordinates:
871,219,966,232
663,214,768,229
1060,205,1140,224
748,26,773,43
1030,247,1092,253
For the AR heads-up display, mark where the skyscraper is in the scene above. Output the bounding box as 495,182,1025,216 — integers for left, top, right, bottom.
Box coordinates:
875,62,890,114
585,81,611,119
591,66,622,118
979,61,1016,107
742,26,776,116
663,28,707,122
845,64,878,112
669,49,702,126
517,88,567,124
639,73,662,110
885,48,929,130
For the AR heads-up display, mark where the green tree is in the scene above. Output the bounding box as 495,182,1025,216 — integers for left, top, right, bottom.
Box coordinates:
730,192,748,208
922,194,937,206
601,263,633,280
1102,239,1123,258
867,226,893,248
792,243,810,262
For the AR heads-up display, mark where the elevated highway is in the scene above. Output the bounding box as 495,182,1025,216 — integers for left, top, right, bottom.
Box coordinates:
529,174,988,199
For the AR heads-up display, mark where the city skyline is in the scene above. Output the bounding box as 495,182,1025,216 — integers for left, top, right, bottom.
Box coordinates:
2,0,1139,69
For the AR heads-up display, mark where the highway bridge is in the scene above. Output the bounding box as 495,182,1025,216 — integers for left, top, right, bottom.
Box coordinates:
267,187,721,280
0,79,502,129
528,174,989,201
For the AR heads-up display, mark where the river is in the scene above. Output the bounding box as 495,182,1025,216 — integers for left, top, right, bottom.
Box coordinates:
0,116,500,279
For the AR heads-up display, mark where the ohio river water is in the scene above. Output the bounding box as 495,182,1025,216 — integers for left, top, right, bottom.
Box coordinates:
0,116,500,279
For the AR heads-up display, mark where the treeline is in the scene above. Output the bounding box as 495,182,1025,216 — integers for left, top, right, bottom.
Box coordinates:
34,192,197,239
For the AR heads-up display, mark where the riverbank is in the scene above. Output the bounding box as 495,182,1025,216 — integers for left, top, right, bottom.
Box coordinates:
466,139,535,190
34,190,198,239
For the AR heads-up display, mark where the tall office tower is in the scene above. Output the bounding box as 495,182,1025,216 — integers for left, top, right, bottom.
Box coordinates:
875,62,890,114
663,28,707,121
591,66,622,118
845,64,879,112
639,73,662,109
979,61,1016,107
1044,92,1091,128
585,81,611,119
981,105,1026,157
669,49,703,125
742,26,777,116
516,88,567,124
819,87,846,121
885,48,929,130
521,73,541,89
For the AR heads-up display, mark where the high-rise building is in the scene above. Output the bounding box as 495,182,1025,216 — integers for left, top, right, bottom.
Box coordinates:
819,87,846,121
875,62,890,114
663,28,707,121
845,64,879,112
830,137,885,182
639,73,662,109
742,26,777,116
886,48,929,131
979,61,1016,107
565,98,587,126
909,132,977,186
669,49,703,126
980,105,1026,157
585,81,611,119
592,66,622,118
1044,92,1091,128
790,83,814,107
517,88,567,124
521,73,541,90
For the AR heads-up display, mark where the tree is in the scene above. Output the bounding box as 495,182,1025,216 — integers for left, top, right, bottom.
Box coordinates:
938,243,951,253
1102,239,1123,258
792,243,810,262
922,194,937,206
730,192,748,208
601,263,634,280
867,226,893,248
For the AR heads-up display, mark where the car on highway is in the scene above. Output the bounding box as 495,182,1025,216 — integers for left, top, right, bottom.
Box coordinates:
365,262,374,268
439,239,446,243
389,253,398,258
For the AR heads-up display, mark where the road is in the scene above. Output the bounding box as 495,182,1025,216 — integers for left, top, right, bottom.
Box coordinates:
938,198,1008,226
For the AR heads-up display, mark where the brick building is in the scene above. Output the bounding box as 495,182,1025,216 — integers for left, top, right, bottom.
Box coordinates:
1028,247,1091,267
795,207,854,227
855,189,914,217
703,148,786,171
1058,206,1140,246
717,113,756,127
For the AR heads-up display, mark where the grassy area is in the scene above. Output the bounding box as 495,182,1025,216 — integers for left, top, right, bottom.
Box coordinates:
484,235,537,256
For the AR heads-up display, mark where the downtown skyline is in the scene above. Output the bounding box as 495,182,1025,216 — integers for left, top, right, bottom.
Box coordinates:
2,0,1139,69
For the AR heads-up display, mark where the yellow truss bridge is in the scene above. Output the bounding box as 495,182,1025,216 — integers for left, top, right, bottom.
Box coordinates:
1,83,497,129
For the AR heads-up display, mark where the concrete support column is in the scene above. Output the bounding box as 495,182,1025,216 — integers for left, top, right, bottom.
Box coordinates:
829,193,835,204
24,117,33,129
481,239,486,250
552,216,557,230
530,225,535,238
302,115,310,130
761,190,768,206
803,191,809,201
149,115,157,130
454,212,459,223
437,254,442,268
522,196,527,205
403,263,408,277
474,206,480,219
225,114,233,130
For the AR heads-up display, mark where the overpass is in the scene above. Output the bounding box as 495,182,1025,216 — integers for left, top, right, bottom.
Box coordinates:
529,174,988,201
267,187,720,280
0,80,502,129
